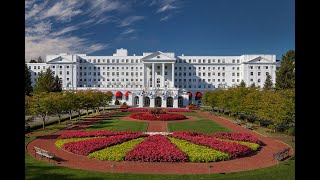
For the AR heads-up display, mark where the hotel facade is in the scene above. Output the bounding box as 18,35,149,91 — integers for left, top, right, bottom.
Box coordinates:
27,48,278,108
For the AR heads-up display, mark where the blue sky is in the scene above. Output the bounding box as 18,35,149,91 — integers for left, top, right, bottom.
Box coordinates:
25,0,295,61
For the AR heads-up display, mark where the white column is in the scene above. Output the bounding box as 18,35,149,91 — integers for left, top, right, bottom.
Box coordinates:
173,98,178,108
161,97,167,107
152,63,155,88
128,93,133,106
171,63,175,88
139,95,143,107
150,97,155,107
162,63,165,88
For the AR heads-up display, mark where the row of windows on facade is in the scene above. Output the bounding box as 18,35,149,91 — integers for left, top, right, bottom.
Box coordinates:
29,65,273,72
80,58,241,64
176,59,240,64
76,84,215,89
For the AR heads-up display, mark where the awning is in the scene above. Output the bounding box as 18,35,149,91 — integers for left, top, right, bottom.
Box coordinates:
195,92,202,98
115,91,123,97
124,91,131,97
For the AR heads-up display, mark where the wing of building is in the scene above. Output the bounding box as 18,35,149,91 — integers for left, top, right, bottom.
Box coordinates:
26,48,277,108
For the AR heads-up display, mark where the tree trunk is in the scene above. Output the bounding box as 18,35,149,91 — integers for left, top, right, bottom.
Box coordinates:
58,114,61,124
69,111,72,120
78,109,81,117
42,116,46,129
87,108,89,116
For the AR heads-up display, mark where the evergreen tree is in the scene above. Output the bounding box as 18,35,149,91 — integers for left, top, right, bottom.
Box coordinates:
275,50,295,89
33,68,55,93
37,56,44,63
263,74,273,90
52,75,62,92
29,59,37,63
238,80,246,87
25,64,33,95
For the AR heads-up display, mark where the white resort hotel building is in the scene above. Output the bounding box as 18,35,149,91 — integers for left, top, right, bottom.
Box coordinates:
27,48,278,108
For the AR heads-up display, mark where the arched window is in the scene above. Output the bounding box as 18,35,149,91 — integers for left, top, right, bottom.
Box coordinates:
134,96,139,107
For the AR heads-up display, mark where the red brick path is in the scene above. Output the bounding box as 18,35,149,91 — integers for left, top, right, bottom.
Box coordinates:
26,111,294,174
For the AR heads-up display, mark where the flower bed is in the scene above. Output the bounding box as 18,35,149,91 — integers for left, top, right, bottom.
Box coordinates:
63,132,148,156
128,113,187,121
88,138,145,161
58,130,129,139
169,132,253,158
217,138,260,151
55,137,100,148
120,105,129,109
210,132,264,145
168,137,230,162
122,108,193,112
125,134,188,162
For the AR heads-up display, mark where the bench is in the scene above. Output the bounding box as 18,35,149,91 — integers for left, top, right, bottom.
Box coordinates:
234,119,242,125
65,122,75,129
245,123,253,130
34,146,55,161
273,148,290,161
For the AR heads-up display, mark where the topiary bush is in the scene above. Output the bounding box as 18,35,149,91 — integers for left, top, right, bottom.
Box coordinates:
122,102,127,105
115,100,120,105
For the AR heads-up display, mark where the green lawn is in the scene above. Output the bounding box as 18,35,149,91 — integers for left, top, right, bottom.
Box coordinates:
175,112,205,118
85,120,147,132
168,119,231,134
25,152,294,180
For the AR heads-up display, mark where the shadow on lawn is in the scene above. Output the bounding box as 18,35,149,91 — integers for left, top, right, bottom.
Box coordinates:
26,165,104,180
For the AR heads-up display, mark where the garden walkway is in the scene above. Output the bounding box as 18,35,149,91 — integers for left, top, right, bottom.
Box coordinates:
26,111,294,174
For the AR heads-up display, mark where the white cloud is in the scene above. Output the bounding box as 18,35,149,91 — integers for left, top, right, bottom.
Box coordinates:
160,15,170,21
87,0,127,18
119,16,144,27
157,4,177,13
121,29,136,35
25,36,108,60
40,0,83,21
51,26,79,37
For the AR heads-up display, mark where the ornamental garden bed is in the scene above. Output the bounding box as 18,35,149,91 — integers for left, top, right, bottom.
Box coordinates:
121,108,194,112
55,130,263,163
128,113,187,121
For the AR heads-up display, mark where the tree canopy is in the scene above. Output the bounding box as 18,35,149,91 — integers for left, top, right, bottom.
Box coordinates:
276,50,295,89
25,64,32,95
33,68,62,93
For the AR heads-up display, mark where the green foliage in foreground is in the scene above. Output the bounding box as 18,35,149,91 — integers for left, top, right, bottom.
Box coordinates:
55,137,100,148
85,120,148,132
168,119,231,134
217,138,260,151
168,137,230,162
88,138,145,161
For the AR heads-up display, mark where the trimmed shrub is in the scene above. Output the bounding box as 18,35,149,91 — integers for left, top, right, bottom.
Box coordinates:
122,102,127,105
115,100,120,105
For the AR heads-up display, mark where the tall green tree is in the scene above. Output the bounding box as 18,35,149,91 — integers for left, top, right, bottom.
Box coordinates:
263,74,273,90
30,93,54,129
52,75,62,92
33,68,55,93
48,93,65,124
25,64,33,95
37,56,44,63
276,50,295,89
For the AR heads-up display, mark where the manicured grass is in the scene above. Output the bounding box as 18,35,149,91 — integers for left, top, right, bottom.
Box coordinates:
85,120,148,132
168,119,231,134
25,152,294,180
175,112,205,118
